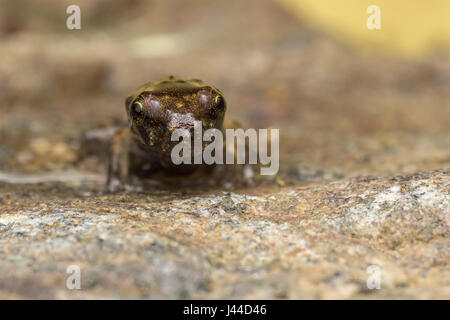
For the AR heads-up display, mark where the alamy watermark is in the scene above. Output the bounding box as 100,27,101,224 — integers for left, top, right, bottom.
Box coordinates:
67,4,382,31
66,265,81,290
170,121,279,175
367,5,381,30
66,5,81,30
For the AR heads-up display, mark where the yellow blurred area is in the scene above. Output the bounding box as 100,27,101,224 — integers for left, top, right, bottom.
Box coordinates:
278,0,450,58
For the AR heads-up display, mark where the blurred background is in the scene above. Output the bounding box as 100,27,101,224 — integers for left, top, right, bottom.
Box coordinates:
0,0,449,183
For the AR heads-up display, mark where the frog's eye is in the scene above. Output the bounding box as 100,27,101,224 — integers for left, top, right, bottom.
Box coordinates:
214,95,225,110
132,101,144,115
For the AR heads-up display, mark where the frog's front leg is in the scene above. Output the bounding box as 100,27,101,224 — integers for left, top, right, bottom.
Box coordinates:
107,128,132,192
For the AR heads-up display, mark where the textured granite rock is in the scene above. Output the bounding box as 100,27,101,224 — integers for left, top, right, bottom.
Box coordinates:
0,169,448,299
0,0,449,299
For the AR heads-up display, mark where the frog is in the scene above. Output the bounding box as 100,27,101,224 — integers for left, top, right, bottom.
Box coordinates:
81,76,253,191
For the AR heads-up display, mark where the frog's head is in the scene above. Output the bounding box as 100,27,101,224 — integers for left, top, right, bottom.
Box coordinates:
125,77,226,159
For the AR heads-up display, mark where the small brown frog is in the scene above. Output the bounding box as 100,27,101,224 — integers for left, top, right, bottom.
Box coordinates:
84,76,252,191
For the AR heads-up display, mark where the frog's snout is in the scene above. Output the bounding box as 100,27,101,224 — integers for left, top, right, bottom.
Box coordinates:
167,112,197,132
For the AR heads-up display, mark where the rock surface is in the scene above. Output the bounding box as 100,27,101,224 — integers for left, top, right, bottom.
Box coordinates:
0,169,448,299
0,0,449,299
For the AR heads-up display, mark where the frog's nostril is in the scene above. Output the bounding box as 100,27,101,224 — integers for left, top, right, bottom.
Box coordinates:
168,124,182,132
168,122,194,132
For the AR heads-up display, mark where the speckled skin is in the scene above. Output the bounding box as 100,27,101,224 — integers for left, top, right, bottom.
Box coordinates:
107,76,228,191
